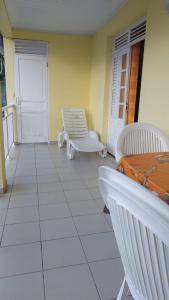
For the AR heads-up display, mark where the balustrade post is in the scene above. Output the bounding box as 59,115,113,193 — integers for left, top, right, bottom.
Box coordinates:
13,104,18,143
0,101,7,193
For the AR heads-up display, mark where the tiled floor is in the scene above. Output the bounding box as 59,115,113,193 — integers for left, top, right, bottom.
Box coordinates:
0,144,132,300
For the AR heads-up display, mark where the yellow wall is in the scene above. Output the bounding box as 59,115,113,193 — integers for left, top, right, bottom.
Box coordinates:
139,0,169,135
8,30,92,141
3,0,169,145
90,0,169,142
0,0,11,190
3,38,15,102
0,0,11,37
90,0,148,142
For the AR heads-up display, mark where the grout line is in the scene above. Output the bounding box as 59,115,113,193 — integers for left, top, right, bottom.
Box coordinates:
0,229,114,248
0,269,44,280
34,144,46,300
0,146,19,247
2,214,112,226
63,189,102,300
2,144,118,299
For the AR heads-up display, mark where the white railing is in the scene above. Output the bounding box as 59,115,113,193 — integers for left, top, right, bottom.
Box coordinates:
2,104,15,159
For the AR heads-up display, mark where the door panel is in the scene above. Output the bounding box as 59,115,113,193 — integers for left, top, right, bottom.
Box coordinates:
19,58,46,102
21,113,48,142
15,54,48,143
108,48,130,155
127,43,141,124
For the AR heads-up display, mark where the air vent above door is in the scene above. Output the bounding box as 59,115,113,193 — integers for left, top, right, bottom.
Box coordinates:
130,21,146,44
114,32,129,51
113,18,146,52
14,39,48,56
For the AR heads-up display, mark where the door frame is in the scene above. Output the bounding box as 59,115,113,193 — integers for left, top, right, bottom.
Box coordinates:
14,49,49,144
107,46,131,155
107,18,146,155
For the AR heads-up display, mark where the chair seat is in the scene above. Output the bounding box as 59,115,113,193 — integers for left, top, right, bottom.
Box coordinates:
70,137,105,152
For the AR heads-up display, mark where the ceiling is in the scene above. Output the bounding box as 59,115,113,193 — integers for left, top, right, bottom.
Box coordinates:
4,0,127,35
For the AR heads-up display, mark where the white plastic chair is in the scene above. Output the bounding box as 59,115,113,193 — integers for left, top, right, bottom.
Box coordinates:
58,108,107,159
115,122,169,163
99,166,169,300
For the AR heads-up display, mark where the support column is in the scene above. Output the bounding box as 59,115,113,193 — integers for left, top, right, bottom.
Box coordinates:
0,101,7,193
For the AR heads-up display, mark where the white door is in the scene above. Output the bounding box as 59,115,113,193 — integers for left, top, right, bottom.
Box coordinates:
15,54,48,143
108,47,130,155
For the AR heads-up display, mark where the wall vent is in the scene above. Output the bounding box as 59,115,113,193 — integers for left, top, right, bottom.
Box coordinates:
114,32,129,51
130,21,146,44
113,19,146,52
14,39,48,56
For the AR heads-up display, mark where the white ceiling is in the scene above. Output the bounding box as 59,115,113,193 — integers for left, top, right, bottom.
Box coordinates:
5,0,127,35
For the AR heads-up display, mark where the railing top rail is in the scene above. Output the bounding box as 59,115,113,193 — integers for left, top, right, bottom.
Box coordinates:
2,103,16,113
3,112,13,120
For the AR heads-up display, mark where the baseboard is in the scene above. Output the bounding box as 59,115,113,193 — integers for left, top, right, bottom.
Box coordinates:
49,141,57,144
0,183,8,194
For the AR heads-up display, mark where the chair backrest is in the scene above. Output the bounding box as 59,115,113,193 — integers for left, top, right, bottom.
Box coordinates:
62,108,88,139
116,122,169,162
99,166,169,300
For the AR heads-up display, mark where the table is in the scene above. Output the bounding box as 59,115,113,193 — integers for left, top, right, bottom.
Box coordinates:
117,152,169,204
103,152,169,214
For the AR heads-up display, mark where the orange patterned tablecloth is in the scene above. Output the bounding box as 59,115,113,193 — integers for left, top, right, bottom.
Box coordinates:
117,152,169,204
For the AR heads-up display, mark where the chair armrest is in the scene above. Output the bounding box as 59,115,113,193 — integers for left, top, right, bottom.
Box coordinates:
88,131,99,140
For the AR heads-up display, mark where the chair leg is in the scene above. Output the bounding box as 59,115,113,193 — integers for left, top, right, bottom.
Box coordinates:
99,147,107,158
58,132,64,148
117,277,129,300
67,141,74,160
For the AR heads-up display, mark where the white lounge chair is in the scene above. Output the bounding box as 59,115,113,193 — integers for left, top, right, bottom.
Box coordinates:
58,108,107,159
115,122,169,163
99,166,169,300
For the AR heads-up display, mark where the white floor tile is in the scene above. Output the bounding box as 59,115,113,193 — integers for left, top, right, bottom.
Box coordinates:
81,232,120,262
38,191,66,205
59,172,80,181
89,258,124,300
0,210,7,226
44,264,100,300
36,162,55,169
61,179,86,190
0,226,3,241
37,175,60,183
0,272,44,300
39,203,71,220
0,243,42,277
64,189,92,202
13,176,36,184
83,178,98,188
9,194,38,208
15,168,36,177
4,144,119,298
37,168,58,176
73,214,111,235
12,183,37,195
6,206,39,224
38,182,63,193
88,187,102,199
42,237,86,269
95,198,105,210
0,196,9,210
69,200,101,216
2,222,40,246
40,218,77,241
